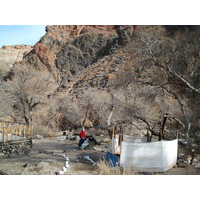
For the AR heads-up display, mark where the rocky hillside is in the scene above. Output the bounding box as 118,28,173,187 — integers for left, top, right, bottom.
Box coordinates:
12,25,135,84
1,25,200,142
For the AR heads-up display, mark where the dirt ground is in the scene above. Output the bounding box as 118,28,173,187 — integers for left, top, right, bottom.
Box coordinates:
0,136,200,175
0,136,111,175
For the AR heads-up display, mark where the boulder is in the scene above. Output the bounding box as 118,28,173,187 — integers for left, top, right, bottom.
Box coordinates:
34,135,44,139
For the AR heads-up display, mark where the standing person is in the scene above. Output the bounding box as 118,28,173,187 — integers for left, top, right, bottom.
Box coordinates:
78,128,87,147
80,128,87,139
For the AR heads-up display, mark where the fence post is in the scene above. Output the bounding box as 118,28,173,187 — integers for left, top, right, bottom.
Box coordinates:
10,127,13,141
15,126,18,138
31,125,33,138
2,127,5,143
19,125,21,136
0,121,33,142
5,127,9,142
23,126,25,137
28,125,31,138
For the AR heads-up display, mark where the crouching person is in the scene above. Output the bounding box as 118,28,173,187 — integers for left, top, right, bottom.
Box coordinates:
78,128,101,149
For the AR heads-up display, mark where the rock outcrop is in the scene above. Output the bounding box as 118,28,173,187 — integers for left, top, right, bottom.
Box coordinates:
19,25,135,85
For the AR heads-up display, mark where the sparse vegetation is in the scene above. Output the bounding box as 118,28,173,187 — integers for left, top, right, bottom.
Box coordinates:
97,158,137,175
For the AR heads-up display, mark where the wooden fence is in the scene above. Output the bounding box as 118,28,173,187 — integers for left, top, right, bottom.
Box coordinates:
0,121,33,143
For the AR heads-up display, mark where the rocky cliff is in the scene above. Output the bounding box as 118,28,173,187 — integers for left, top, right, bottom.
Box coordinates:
12,25,135,85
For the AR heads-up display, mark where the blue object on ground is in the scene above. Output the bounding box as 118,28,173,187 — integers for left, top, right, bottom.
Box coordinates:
106,151,119,167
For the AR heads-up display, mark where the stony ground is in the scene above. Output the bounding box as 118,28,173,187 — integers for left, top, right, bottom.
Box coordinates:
0,136,111,175
0,136,200,175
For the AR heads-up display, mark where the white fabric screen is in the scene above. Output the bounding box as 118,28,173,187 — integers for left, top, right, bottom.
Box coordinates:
120,138,178,172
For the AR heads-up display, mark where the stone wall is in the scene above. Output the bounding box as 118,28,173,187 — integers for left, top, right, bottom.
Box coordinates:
0,140,32,157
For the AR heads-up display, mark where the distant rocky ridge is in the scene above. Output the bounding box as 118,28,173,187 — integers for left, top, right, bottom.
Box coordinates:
0,45,32,68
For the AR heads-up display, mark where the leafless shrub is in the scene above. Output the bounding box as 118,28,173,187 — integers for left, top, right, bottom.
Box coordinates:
2,64,55,124
121,25,200,141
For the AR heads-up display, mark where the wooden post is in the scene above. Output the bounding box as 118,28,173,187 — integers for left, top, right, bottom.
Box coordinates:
119,125,123,146
176,121,179,139
113,126,117,139
19,125,22,136
28,125,31,138
14,127,17,140
30,138,33,148
5,127,8,142
10,127,13,141
159,115,168,141
2,127,5,143
23,126,26,138
15,126,19,138
31,125,33,138
147,130,150,142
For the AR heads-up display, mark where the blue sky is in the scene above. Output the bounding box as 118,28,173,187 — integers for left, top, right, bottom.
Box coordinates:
0,25,46,47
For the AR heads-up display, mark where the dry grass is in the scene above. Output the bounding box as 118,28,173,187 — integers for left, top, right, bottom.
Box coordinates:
97,158,137,175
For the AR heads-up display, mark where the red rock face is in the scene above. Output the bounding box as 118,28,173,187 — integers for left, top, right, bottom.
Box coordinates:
34,43,56,72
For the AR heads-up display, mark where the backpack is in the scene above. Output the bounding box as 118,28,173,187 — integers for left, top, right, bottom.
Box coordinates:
80,138,89,149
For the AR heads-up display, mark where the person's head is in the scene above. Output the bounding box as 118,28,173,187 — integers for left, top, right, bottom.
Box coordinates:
82,128,85,131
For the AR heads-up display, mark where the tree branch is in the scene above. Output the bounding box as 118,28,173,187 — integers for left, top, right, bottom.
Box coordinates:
166,65,200,94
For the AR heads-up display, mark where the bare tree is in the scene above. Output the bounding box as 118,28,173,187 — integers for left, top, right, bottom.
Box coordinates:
127,25,200,143
2,65,54,124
